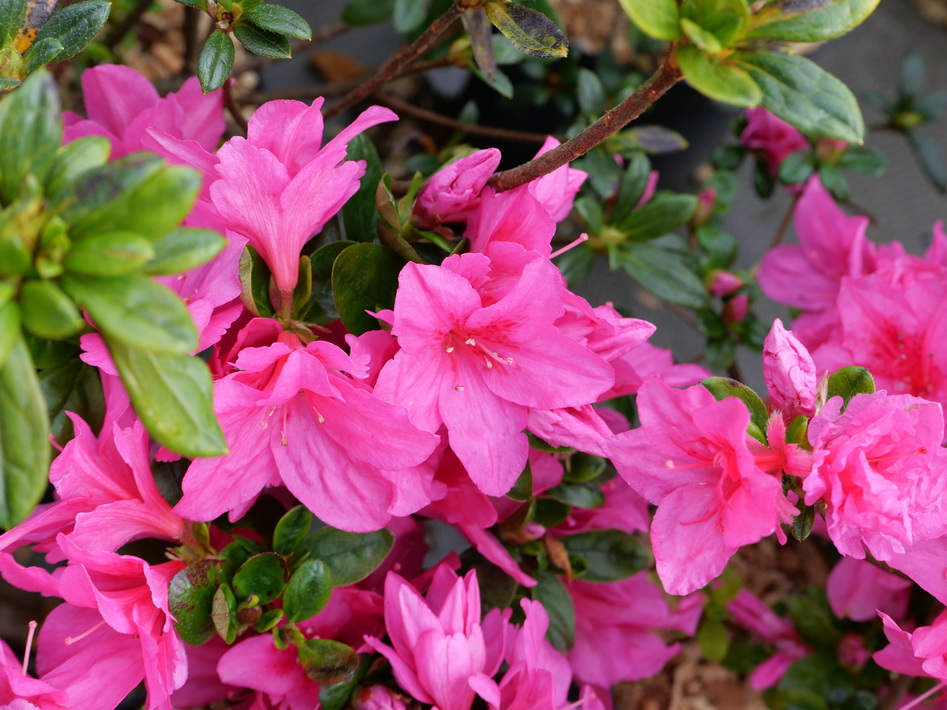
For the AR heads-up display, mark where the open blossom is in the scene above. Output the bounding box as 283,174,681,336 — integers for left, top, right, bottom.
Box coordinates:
175,324,441,531
826,557,911,622
364,566,507,710
210,99,397,295
875,609,947,684
375,252,613,496
804,391,947,560
605,378,798,595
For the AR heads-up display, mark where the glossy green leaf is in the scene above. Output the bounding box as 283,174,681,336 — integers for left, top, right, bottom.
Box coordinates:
836,145,885,176
576,67,605,115
38,356,104,446
144,227,226,275
700,376,769,435
610,154,652,227
169,561,226,646
107,340,227,458
64,231,155,276
341,134,382,242
297,527,393,587
533,497,570,528
32,0,109,60
616,0,680,40
614,242,708,309
341,0,394,25
0,301,19,369
44,135,110,204
64,155,201,241
331,243,403,336
198,30,235,93
283,559,333,623
393,0,429,33
62,273,197,355
234,20,291,58
618,192,698,241
22,36,62,73
734,52,864,143
244,4,311,39
791,504,815,542
233,553,287,604
0,334,50,528
680,17,722,52
531,572,575,651
825,365,874,406
296,241,352,325
543,481,604,509
273,506,314,557
562,452,606,484
238,245,275,318
297,639,359,685
560,529,648,582
483,1,568,59
0,69,61,203
777,151,815,185
0,0,30,42
19,280,83,339
212,583,239,644
677,45,761,107
743,0,879,42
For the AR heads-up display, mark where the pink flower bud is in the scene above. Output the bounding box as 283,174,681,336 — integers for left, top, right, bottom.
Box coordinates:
762,319,817,419
708,270,743,297
693,187,716,225
723,292,749,323
414,148,501,227
741,107,808,177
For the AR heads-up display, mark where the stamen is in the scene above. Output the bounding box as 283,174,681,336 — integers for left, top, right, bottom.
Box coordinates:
550,233,590,260
869,446,928,466
445,346,454,353
898,681,945,710
65,619,106,645
455,385,464,392
561,689,598,710
22,620,36,675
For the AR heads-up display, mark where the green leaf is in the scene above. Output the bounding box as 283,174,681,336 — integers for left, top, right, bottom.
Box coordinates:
836,145,885,176
544,481,604,509
784,589,841,647
393,0,429,34
198,29,235,93
233,553,288,604
907,130,947,192
560,529,649,582
743,0,880,42
576,67,605,115
296,241,351,325
483,1,568,59
243,4,311,39
22,36,63,73
677,45,761,107
616,0,680,40
562,452,606,483
331,243,403,336
341,134,382,242
818,162,848,201
700,376,769,435
533,497,570,527
234,20,291,58
273,506,314,557
297,639,359,685
169,561,226,646
531,572,575,651
38,356,104,446
341,0,394,25
212,583,239,644
107,341,227,458
0,69,61,203
31,0,109,61
62,274,197,355
0,0,29,42
777,151,815,184
44,135,110,204
0,301,19,369
144,227,226,275
614,242,708,309
283,559,333,623
680,17,722,52
610,153,652,226
825,365,874,406
698,617,730,662
0,334,50,528
618,192,698,241
612,125,690,154
64,231,155,276
899,50,925,99
791,504,815,541
238,245,275,318
733,52,864,143
297,527,394,587
65,155,201,241
19,280,83,339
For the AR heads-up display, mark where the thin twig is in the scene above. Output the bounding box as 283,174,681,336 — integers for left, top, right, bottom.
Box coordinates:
376,91,554,144
233,21,350,76
770,193,800,248
323,1,465,120
223,81,248,136
248,77,364,104
103,0,154,50
182,6,202,78
487,58,683,192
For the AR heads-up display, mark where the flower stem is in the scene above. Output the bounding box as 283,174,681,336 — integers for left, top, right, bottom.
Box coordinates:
487,57,683,193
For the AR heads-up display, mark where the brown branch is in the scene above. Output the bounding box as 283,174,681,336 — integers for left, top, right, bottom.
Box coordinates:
103,0,155,50
223,80,248,136
770,192,800,248
182,6,202,77
376,91,554,144
232,21,350,77
323,1,465,120
487,59,683,192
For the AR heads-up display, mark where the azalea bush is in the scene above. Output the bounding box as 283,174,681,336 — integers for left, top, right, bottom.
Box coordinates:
2,0,947,708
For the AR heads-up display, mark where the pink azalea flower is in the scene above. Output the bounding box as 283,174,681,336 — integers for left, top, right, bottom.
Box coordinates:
210,99,397,299
605,378,798,595
0,637,68,709
762,318,818,421
740,107,809,177
175,327,441,531
63,64,225,159
466,187,557,257
875,609,947,685
352,685,410,710
804,391,947,560
414,148,502,227
726,590,811,690
826,557,911,622
375,252,613,496
364,566,508,710
604,341,711,400
567,572,702,686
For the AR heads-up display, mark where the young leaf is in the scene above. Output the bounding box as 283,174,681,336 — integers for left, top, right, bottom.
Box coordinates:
63,231,155,276
0,301,19,370
0,334,50,528
734,52,864,144
742,0,879,42
232,553,288,604
283,559,333,623
19,279,83,339
825,365,875,405
143,227,226,275
233,20,292,58
243,4,312,40
107,340,228,458
44,135,110,203
198,29,235,93
483,1,568,59
677,45,761,108
30,0,109,61
616,0,681,40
